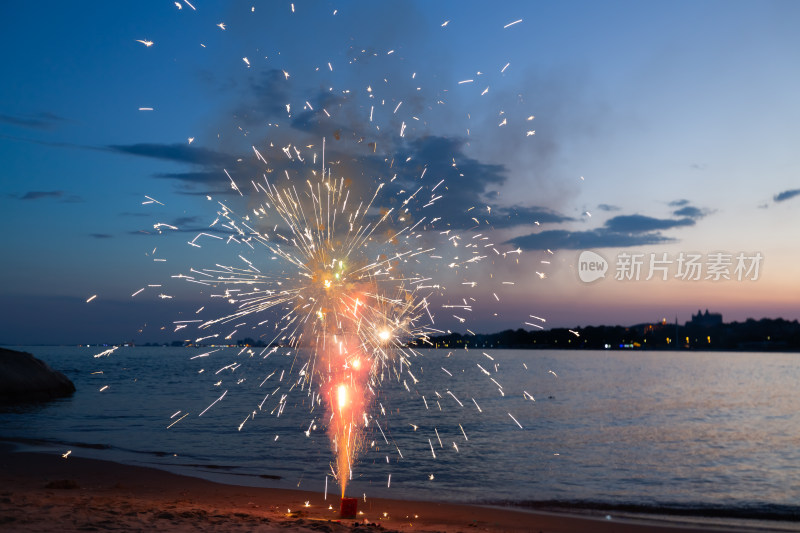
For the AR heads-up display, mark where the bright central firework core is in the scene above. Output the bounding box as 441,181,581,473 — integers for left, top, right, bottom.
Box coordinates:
337,385,348,411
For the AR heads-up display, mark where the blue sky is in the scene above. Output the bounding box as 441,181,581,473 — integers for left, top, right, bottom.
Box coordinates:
1,1,799,344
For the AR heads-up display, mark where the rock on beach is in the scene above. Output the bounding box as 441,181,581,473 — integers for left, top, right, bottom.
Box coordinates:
0,348,75,403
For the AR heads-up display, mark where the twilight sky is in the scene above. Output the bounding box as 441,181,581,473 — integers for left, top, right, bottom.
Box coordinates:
1,1,799,345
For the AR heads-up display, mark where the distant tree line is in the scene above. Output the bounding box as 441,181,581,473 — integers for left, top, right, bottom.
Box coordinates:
411,317,800,351
140,337,271,348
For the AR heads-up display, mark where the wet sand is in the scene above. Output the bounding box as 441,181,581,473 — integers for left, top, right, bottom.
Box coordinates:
0,445,770,532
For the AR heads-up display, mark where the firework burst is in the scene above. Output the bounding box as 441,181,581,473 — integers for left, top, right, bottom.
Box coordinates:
179,141,438,495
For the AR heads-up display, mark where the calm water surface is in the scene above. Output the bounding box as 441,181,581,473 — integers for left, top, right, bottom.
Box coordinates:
2,347,799,519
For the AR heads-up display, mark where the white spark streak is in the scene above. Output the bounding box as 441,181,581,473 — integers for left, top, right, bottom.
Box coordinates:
168,412,190,429
446,390,464,407
471,398,482,412
143,195,163,205
199,390,227,416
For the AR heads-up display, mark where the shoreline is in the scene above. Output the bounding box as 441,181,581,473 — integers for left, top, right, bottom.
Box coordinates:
1,443,793,532
5,343,800,353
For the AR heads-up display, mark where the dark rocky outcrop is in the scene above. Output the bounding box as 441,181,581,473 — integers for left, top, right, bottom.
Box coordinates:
0,348,75,403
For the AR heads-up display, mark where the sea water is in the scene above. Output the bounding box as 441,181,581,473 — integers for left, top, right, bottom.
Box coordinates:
1,346,799,522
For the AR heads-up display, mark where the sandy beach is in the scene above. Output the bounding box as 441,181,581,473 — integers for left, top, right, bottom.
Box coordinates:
0,443,778,533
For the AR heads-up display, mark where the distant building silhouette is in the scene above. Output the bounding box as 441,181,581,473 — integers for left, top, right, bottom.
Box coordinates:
687,309,723,328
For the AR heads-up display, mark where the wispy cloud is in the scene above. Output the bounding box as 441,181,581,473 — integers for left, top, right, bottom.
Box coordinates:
19,190,65,200
153,171,227,185
773,188,800,203
597,203,620,212
10,190,83,203
107,143,231,166
507,228,674,250
0,111,66,130
172,216,201,227
507,211,698,251
110,133,573,229
605,214,695,233
388,136,572,229
89,233,113,239
672,205,708,218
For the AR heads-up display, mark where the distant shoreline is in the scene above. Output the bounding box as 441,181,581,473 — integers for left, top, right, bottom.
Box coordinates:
3,316,800,352
413,316,800,352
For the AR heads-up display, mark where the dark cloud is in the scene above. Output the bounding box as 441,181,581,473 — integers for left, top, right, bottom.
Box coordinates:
386,136,574,229
176,187,242,197
289,91,350,136
488,205,573,227
153,171,227,184
597,203,621,212
172,216,201,227
129,225,235,236
0,111,65,130
507,211,696,251
19,190,64,200
605,214,695,233
507,229,674,250
672,205,707,218
774,188,800,203
235,69,294,126
121,134,573,230
108,143,242,192
90,233,113,239
12,190,83,203
107,143,232,166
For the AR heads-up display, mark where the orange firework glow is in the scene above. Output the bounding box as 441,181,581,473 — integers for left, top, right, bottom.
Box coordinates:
323,330,371,496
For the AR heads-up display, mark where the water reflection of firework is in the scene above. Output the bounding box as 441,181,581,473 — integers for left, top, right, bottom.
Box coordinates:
180,141,438,495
